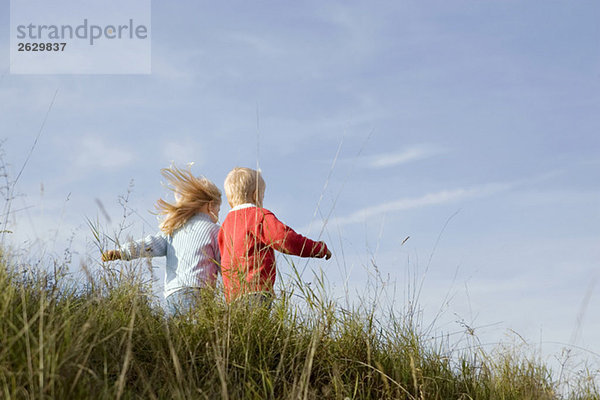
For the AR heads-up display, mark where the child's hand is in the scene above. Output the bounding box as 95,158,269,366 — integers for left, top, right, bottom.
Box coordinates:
102,250,122,262
317,242,332,260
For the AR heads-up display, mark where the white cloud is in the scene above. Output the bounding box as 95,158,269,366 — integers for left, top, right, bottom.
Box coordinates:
150,46,200,82
75,135,135,169
226,32,282,56
162,139,203,166
332,182,512,226
366,145,447,169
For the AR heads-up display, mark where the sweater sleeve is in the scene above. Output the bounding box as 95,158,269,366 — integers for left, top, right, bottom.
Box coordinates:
119,231,168,261
259,211,327,258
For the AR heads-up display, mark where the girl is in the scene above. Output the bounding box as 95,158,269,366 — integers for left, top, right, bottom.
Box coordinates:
102,166,222,315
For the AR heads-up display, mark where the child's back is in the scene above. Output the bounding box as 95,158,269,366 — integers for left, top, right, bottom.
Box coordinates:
102,166,222,314
218,167,331,302
121,211,220,297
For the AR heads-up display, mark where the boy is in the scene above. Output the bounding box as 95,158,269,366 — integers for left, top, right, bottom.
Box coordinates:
218,167,331,302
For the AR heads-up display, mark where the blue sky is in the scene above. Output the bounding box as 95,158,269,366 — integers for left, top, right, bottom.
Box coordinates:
1,0,599,374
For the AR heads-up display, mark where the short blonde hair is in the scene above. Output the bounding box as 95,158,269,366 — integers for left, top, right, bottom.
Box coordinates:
224,167,266,207
156,166,221,235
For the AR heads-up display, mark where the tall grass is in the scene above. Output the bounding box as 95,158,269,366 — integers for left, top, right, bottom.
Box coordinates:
0,142,597,399
0,246,598,400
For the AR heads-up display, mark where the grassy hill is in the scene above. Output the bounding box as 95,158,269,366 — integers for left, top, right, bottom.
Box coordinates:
0,247,597,399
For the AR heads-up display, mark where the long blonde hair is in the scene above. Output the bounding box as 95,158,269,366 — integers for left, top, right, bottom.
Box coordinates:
156,166,221,235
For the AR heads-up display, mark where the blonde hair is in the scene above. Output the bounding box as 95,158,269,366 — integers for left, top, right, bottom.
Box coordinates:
156,166,221,235
224,167,266,207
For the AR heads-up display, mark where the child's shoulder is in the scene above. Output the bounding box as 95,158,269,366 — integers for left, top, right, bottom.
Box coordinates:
171,214,218,239
184,213,218,229
225,205,277,220
248,206,276,218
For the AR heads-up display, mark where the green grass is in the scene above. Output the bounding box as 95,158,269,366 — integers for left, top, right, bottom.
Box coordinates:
0,248,598,400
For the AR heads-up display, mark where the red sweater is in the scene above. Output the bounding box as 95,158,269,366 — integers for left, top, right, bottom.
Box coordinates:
218,206,328,301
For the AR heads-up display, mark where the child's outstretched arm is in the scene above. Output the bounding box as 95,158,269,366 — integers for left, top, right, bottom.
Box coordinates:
260,211,332,260
101,232,168,262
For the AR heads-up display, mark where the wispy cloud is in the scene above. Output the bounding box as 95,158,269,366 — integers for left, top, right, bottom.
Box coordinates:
226,32,282,56
162,139,204,166
74,135,135,170
365,145,447,169
330,182,512,226
150,46,200,82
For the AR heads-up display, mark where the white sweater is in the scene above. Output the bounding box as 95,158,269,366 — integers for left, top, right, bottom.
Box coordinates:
119,213,220,298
